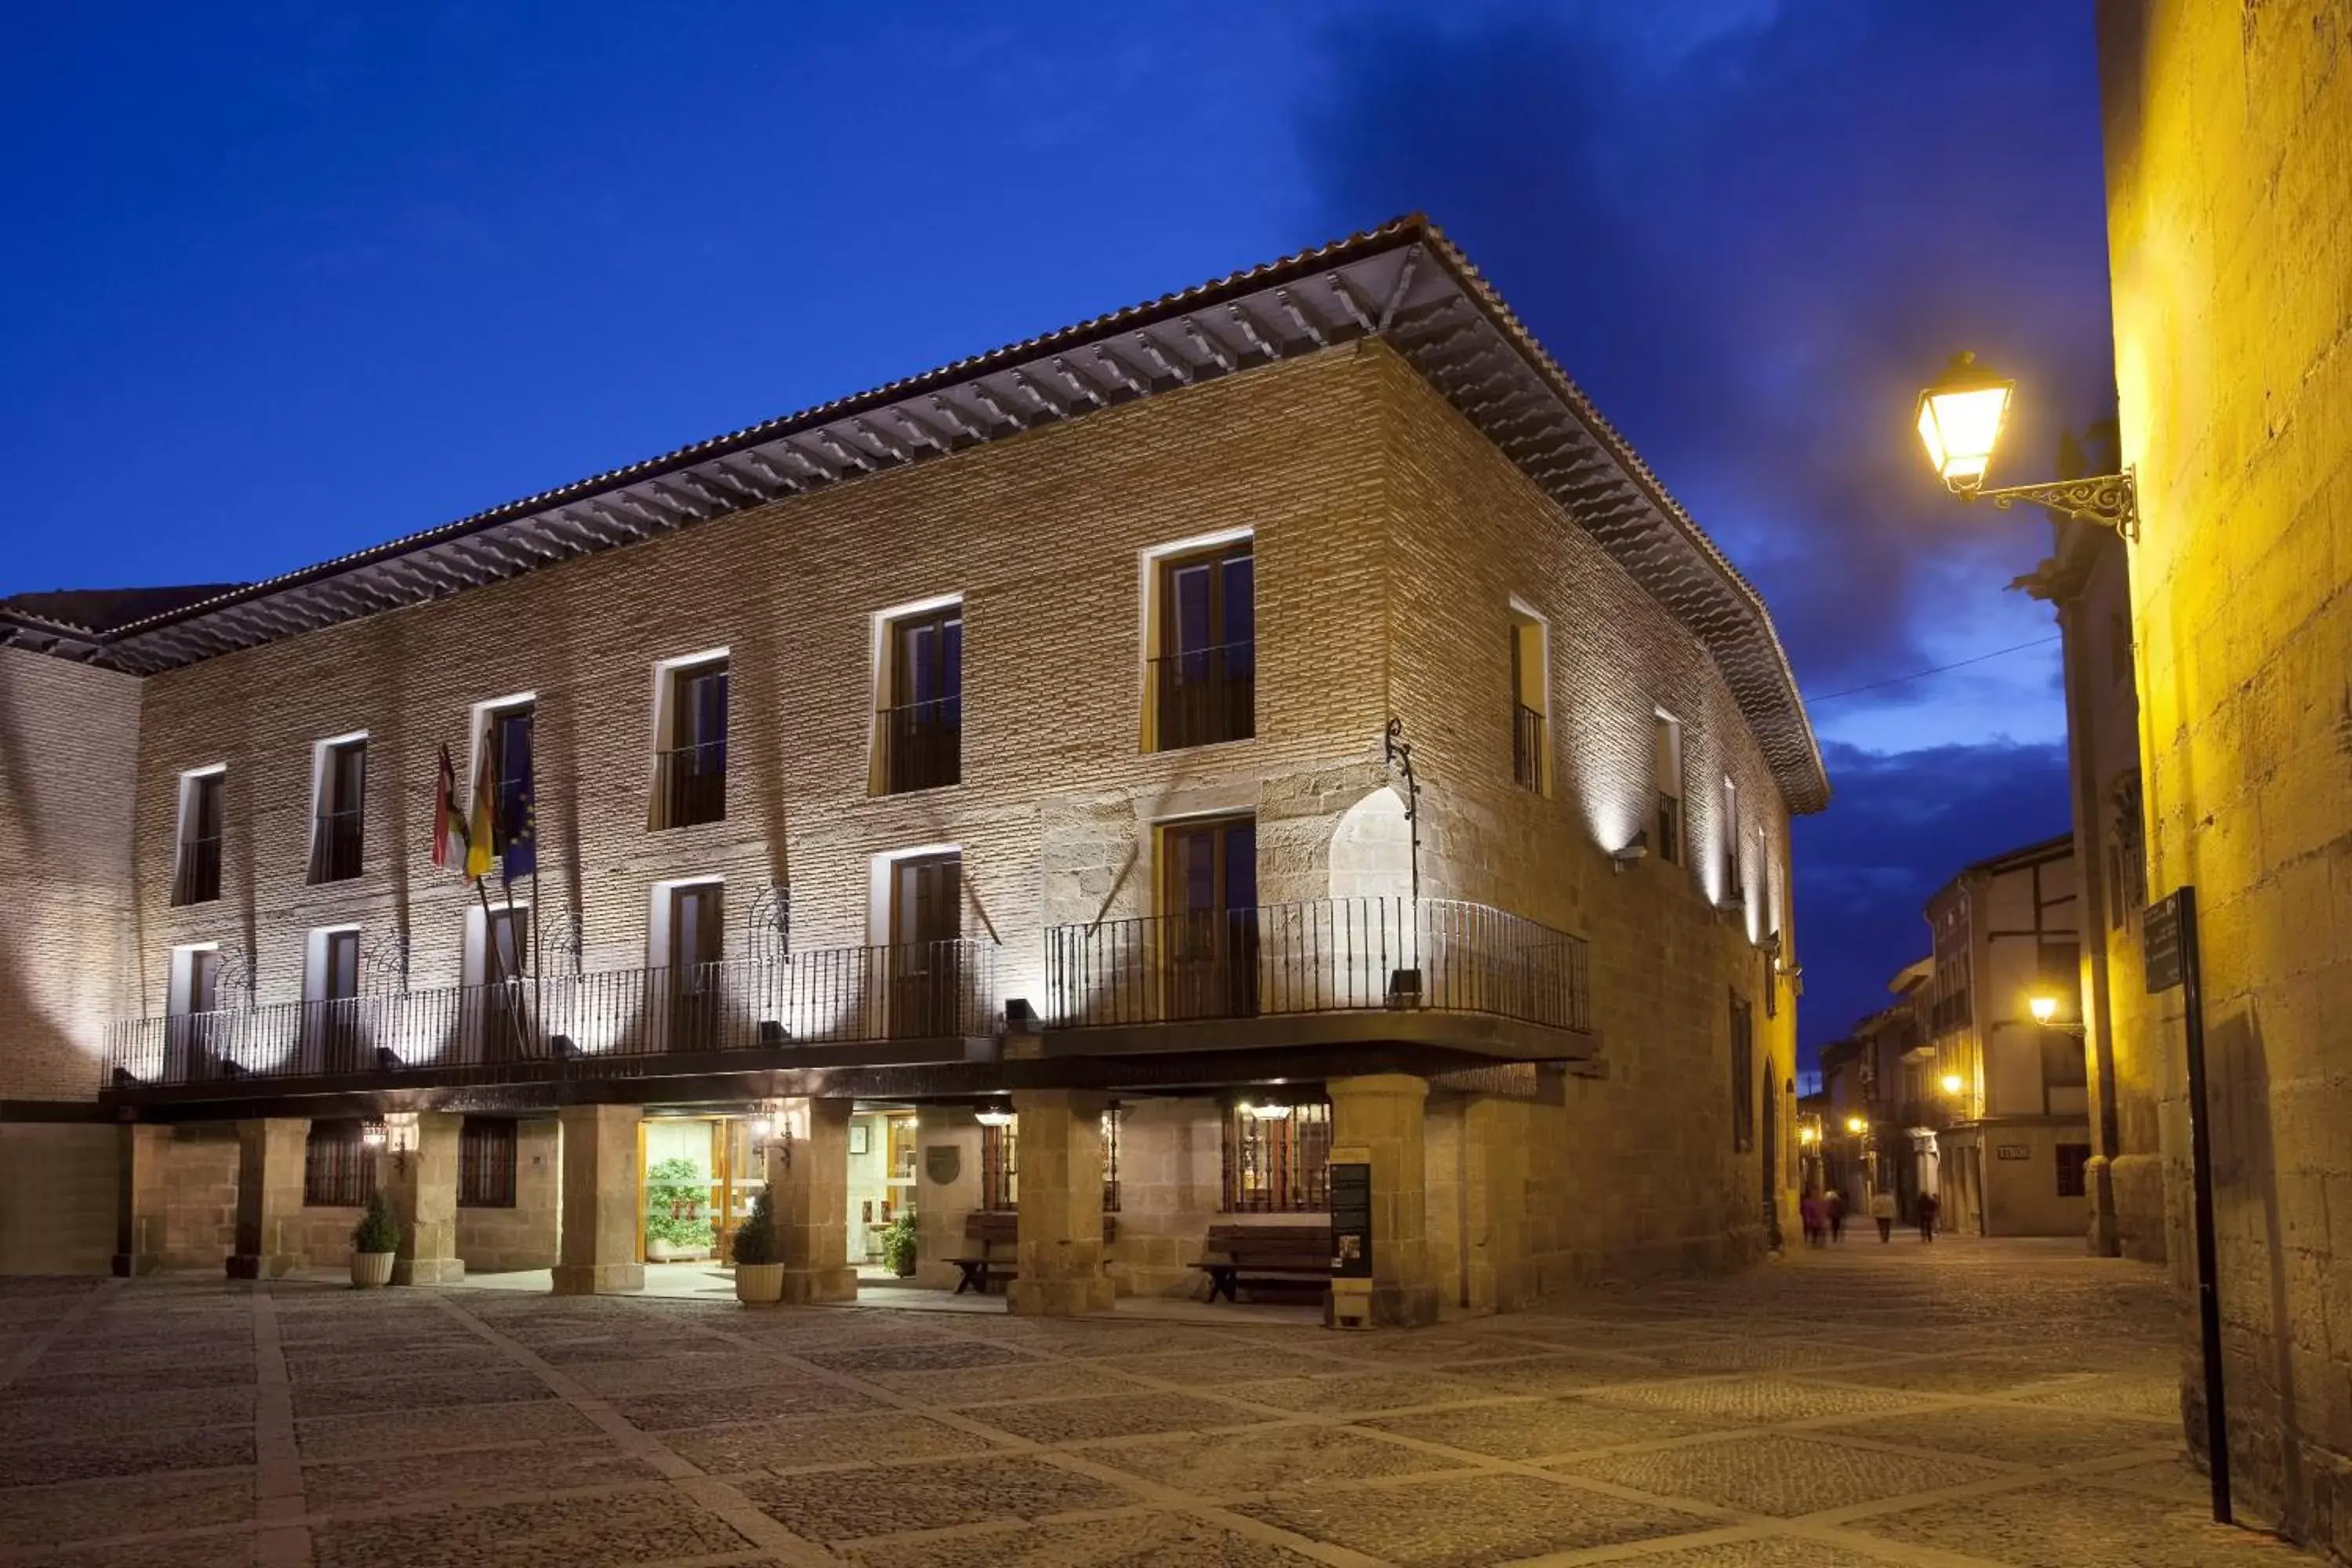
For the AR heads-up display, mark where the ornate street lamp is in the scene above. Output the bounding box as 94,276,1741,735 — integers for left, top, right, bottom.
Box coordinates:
1916,352,2139,539
2027,988,2088,1036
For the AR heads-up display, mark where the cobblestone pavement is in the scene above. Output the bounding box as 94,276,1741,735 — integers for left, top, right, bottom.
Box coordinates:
0,1238,2321,1566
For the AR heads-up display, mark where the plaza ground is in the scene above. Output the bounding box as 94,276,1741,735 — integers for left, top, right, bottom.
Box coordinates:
0,1238,2317,1566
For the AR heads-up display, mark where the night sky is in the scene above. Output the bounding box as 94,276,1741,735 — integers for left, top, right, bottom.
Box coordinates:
1,4,2113,1066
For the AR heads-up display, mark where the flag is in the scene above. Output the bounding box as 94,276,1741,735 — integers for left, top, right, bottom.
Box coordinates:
501,721,537,887
465,728,495,880
432,745,467,871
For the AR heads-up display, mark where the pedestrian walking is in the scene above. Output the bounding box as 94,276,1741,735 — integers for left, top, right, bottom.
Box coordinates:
1916,1189,1940,1242
1870,1189,1896,1242
1799,1191,1824,1247
1825,1189,1846,1243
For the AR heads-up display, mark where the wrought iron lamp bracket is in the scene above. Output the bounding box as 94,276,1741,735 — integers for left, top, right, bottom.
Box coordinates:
1964,468,2139,541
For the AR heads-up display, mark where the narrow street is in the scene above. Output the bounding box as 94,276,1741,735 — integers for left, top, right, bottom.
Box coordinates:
0,1240,2314,1566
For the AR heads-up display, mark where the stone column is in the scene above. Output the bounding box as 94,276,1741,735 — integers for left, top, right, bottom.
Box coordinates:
388,1112,464,1285
766,1098,856,1304
111,1123,169,1277
225,1117,310,1279
1007,1089,1115,1316
553,1105,644,1295
1330,1073,1438,1327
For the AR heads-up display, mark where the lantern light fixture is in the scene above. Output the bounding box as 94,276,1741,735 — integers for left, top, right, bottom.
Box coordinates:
974,1105,1014,1129
1940,1072,1965,1095
1915,350,2139,539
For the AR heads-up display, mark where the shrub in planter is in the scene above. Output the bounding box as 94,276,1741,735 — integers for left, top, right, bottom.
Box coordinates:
350,1192,400,1288
645,1156,712,1261
731,1187,785,1305
879,1209,919,1277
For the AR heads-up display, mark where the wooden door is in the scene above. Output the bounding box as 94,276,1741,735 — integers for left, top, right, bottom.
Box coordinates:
668,884,724,1051
888,855,962,1037
1162,817,1258,1019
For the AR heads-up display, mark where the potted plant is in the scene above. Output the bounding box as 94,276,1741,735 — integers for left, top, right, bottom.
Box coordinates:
731,1187,784,1305
644,1157,710,1261
879,1209,919,1278
350,1191,399,1287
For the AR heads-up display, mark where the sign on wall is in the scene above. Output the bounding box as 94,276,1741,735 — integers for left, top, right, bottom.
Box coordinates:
1996,1144,2031,1161
2143,891,2186,993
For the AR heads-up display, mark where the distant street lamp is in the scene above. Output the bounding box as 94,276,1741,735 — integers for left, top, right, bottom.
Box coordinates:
1915,352,2140,539
1844,1115,1867,1136
2027,988,2088,1036
1939,1072,1965,1096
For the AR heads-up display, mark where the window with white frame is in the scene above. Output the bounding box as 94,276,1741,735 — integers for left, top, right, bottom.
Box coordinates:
1508,607,1548,793
307,735,368,884
171,766,226,906
1653,713,1684,865
650,653,728,830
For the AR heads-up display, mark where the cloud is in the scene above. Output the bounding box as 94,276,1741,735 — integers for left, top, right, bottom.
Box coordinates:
1291,0,2114,709
1791,739,2071,1058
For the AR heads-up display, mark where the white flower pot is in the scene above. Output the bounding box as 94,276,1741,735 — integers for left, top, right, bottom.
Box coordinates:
350,1252,395,1288
735,1262,786,1305
647,1236,677,1262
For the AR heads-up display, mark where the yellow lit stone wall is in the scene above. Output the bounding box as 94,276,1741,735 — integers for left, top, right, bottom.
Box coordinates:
2100,1,2352,1553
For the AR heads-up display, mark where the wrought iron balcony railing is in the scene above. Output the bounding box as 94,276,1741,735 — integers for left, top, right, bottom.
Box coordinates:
877,697,961,793
1511,704,1545,792
651,739,727,829
1151,641,1255,750
105,939,996,1094
171,836,222,906
1045,897,1591,1035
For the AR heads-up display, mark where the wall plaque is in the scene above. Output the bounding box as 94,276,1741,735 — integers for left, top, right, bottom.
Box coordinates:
1329,1159,1374,1279
1996,1144,2031,1160
924,1145,960,1185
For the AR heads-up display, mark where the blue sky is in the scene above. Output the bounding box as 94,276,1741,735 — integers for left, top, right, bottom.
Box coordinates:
1,3,2112,1060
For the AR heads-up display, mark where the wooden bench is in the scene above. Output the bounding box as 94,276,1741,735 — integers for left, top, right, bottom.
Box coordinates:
946,1210,1018,1294
942,1210,1123,1295
1193,1223,1333,1304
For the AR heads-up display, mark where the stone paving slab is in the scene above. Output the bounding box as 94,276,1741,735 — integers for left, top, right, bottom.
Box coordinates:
0,1240,2327,1566
1236,1470,1715,1566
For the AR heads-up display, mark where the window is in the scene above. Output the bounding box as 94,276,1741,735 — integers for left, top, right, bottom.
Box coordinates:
1152,539,1254,750
308,737,367,884
652,656,728,829
878,604,962,793
886,852,965,1038
459,1118,518,1208
487,703,535,852
470,904,532,1063
663,881,723,1052
1730,996,1755,1152
981,1118,1018,1211
1162,816,1259,1020
303,1120,378,1208
302,928,361,1075
1101,1105,1123,1214
1653,713,1684,865
172,768,224,906
1721,776,1743,901
1221,1101,1330,1213
2056,1142,2092,1198
1508,610,1547,793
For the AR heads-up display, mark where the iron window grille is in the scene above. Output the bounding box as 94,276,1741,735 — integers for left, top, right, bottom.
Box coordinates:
458,1117,518,1209
1730,996,1756,1153
1101,1105,1123,1214
1221,1101,1331,1214
1656,791,1682,866
981,1120,1018,1211
303,1120,378,1208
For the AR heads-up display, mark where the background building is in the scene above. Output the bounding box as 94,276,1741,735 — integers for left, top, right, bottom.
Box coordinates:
1918,835,2090,1239
2100,2,2352,1552
2018,441,2165,1265
0,218,1826,1322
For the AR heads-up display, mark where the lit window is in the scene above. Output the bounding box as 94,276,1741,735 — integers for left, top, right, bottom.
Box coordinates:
1221,1101,1330,1213
1508,608,1548,793
877,602,962,794
1653,713,1684,865
171,768,225,906
308,737,367,884
1152,539,1254,750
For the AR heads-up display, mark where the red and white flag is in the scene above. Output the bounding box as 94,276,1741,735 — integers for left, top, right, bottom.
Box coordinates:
432,743,468,871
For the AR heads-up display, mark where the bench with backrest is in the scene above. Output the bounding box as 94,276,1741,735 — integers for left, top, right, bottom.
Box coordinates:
1193,1222,1333,1303
946,1210,1018,1294
943,1210,1120,1294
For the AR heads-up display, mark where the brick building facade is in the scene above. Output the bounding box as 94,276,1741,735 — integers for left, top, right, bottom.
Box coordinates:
0,219,1827,1322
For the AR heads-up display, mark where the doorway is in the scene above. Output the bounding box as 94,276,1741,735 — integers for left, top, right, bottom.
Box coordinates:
847,1104,920,1280
637,1113,766,1266
887,854,962,1038
1162,815,1258,1019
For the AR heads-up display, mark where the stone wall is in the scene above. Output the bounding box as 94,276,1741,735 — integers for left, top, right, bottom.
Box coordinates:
456,1116,561,1272
0,1121,116,1274
1104,1098,1225,1297
2100,2,2352,1555
0,647,140,1103
159,1123,239,1269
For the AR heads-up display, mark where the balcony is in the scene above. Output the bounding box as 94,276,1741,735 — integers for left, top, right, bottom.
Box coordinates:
307,810,363,884
1512,704,1544,792
1046,896,1592,1041
652,739,726,829
105,939,997,1101
170,835,222,906
877,697,961,793
1152,641,1254,750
